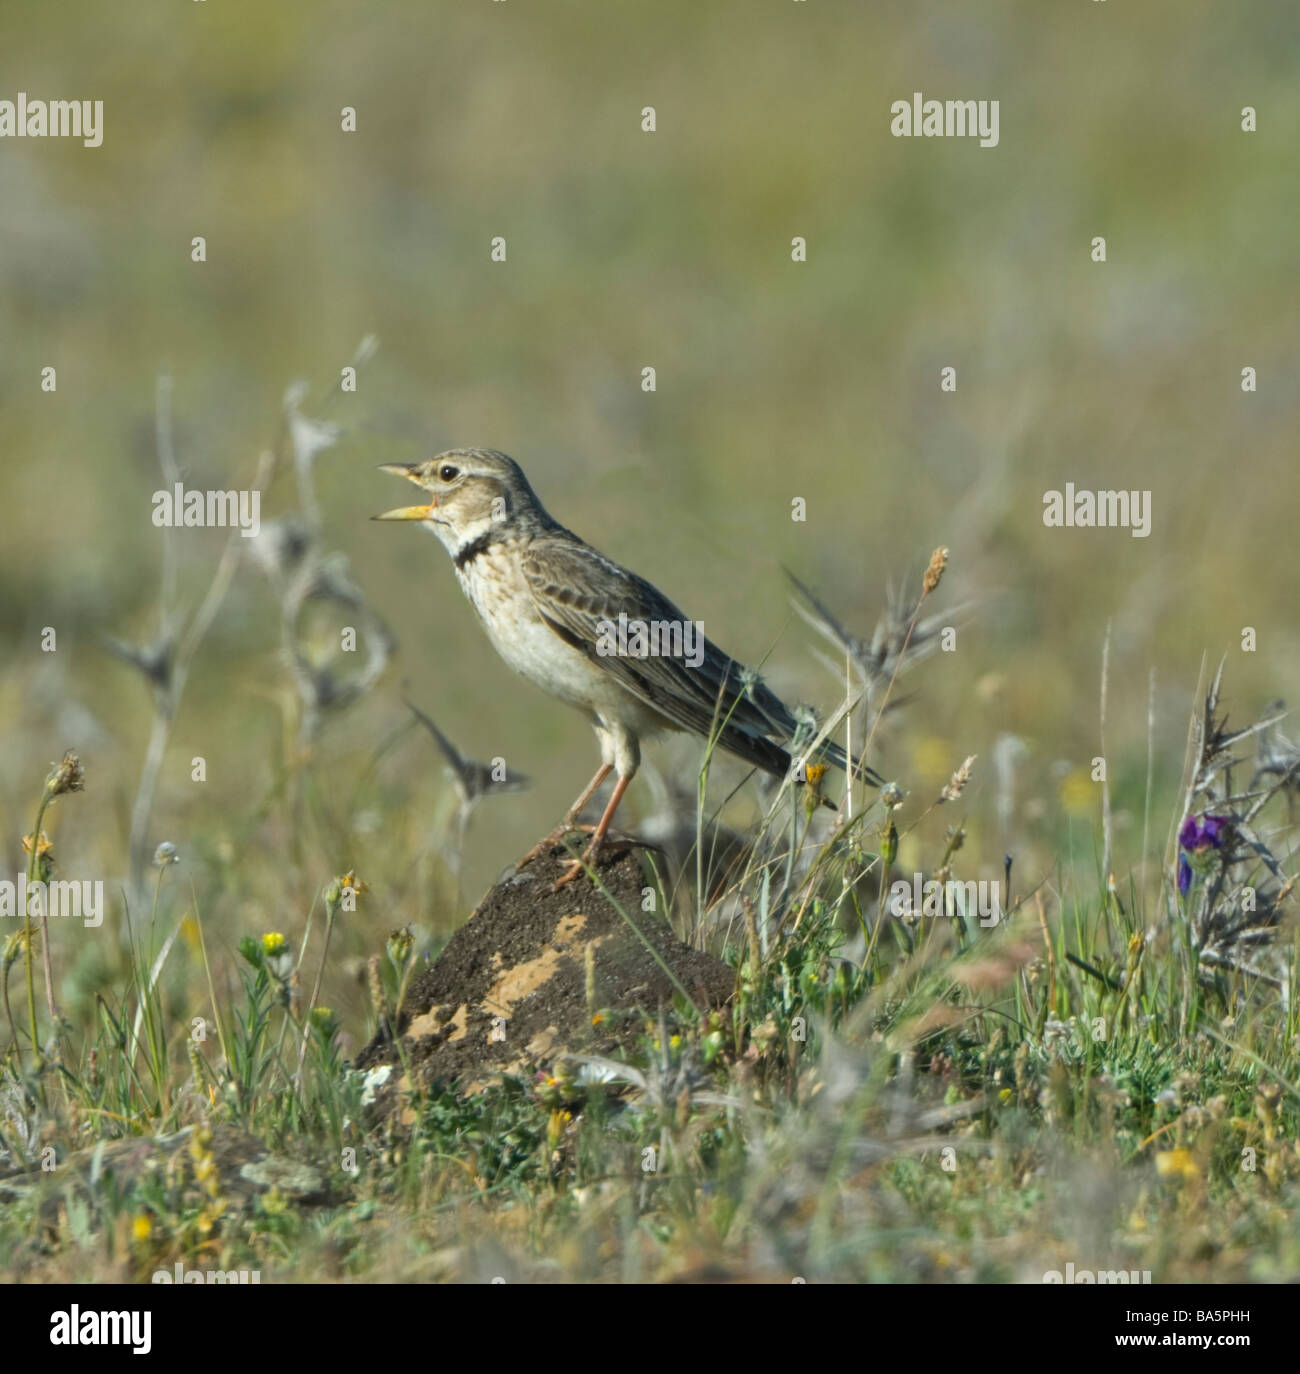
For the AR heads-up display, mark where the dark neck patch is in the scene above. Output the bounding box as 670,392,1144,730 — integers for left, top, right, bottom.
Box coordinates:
453,531,497,571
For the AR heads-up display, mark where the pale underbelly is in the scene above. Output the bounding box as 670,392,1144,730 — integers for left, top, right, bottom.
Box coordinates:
463,582,670,739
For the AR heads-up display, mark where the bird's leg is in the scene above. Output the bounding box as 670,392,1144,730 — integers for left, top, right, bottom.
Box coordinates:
516,763,613,868
554,773,632,891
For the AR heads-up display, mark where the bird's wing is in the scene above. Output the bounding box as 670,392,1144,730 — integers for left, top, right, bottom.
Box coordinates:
520,537,801,777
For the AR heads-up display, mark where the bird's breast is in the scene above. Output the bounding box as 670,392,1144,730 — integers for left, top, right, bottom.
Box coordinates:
455,549,607,710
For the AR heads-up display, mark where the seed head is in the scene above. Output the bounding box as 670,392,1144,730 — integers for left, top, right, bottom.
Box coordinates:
940,755,976,803
922,547,949,598
386,927,414,972
44,751,85,797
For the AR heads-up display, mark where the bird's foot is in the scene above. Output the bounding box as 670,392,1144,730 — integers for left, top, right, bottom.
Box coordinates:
553,837,609,890
552,856,588,891
517,821,596,870
551,830,637,892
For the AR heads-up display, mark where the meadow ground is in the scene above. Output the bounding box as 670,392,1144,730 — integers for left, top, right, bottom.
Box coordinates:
2,479,1297,1283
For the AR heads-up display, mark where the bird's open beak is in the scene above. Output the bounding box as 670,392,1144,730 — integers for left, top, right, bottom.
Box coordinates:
372,504,434,521
372,463,436,521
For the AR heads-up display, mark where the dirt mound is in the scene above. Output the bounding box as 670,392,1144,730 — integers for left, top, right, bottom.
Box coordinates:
355,840,733,1105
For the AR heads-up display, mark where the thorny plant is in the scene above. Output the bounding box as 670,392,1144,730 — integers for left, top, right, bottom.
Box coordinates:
1166,662,1296,1008
2,345,397,1118
105,338,393,915
787,566,969,726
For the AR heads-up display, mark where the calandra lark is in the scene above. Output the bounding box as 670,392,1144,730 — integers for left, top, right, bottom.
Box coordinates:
375,448,880,887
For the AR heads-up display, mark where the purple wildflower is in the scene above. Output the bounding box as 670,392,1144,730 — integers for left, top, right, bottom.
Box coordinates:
1177,813,1227,894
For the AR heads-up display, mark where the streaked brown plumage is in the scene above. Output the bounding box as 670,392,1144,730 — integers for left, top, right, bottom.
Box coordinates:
375,448,879,886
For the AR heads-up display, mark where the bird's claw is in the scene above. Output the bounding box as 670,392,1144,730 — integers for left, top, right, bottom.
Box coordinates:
551,831,637,891
517,821,596,870
552,857,587,891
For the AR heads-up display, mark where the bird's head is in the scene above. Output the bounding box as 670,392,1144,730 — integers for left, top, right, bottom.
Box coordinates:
373,448,541,555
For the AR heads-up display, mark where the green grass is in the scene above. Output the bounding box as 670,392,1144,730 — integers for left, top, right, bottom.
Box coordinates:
2,692,1297,1283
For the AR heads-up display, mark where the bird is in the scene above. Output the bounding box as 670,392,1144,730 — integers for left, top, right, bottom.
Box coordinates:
374,448,881,888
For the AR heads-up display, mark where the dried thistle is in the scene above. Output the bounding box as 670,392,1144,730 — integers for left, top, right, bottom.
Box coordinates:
100,633,174,700
787,570,964,717
1253,700,1300,797
406,699,530,904
1172,664,1296,993
279,551,397,749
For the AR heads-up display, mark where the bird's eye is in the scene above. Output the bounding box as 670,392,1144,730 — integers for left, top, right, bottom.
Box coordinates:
438,464,460,482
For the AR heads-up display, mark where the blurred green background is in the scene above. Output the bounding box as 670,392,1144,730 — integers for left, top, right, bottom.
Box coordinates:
2,0,1298,1021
